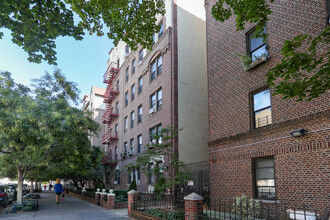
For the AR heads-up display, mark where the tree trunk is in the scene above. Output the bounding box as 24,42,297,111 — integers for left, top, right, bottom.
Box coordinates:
30,179,34,195
35,181,39,191
17,170,24,205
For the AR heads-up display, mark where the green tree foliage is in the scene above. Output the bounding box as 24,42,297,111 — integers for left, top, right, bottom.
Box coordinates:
211,0,329,101
267,27,330,101
129,127,190,197
128,179,137,191
0,69,99,204
0,0,164,65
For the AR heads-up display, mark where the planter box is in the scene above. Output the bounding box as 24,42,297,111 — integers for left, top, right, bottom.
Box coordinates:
243,55,269,71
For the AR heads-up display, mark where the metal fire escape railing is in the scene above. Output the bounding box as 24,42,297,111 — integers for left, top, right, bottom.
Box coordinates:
101,62,119,145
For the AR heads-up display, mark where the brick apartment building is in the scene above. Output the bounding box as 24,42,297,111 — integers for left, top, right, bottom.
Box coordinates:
101,0,209,192
206,0,329,216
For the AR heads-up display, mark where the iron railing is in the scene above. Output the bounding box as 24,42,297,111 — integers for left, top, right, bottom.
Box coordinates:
135,193,185,219
199,197,329,220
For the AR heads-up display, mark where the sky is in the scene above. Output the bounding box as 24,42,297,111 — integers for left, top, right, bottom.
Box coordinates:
0,28,114,108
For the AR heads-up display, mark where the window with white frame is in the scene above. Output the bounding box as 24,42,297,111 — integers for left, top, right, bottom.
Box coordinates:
137,134,142,153
138,76,143,94
150,56,162,81
139,49,143,64
125,67,129,82
132,59,136,74
138,105,142,123
150,88,162,111
125,91,128,107
124,116,128,132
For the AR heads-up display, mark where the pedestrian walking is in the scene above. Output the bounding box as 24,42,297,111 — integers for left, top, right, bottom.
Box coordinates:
49,183,52,191
54,178,64,204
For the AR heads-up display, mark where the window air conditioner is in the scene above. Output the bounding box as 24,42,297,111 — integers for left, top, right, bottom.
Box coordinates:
149,108,155,114
148,142,155,149
136,180,141,184
128,151,133,156
121,152,126,158
114,181,118,184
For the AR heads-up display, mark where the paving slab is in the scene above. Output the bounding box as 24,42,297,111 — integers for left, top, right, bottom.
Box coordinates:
0,192,130,220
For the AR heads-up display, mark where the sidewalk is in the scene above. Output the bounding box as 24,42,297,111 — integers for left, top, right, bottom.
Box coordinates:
0,192,130,220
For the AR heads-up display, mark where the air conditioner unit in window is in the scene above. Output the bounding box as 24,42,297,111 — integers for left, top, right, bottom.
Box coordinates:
136,180,141,184
114,181,118,185
149,108,155,115
128,151,133,156
148,142,155,149
121,152,126,158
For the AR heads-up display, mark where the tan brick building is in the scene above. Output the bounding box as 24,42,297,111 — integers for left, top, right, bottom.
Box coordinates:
101,0,209,192
206,0,329,217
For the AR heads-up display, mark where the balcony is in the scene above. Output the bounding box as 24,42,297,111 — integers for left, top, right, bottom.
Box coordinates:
101,130,118,145
101,154,117,165
103,62,119,84
103,84,119,104
102,107,119,124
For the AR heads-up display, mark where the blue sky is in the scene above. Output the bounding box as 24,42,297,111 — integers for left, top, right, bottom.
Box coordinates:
0,28,113,107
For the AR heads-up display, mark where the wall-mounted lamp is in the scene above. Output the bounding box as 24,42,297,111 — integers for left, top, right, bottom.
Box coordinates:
290,129,307,138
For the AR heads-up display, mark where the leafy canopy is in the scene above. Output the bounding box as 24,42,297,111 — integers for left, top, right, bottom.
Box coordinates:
0,0,164,65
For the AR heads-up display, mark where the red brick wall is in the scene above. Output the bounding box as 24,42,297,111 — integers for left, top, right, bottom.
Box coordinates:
206,0,329,216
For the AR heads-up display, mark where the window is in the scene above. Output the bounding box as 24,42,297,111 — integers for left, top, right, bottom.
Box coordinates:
150,124,162,144
138,105,142,123
131,84,135,101
117,58,120,69
125,91,128,107
157,89,162,110
126,67,129,82
254,157,276,199
116,102,119,114
148,164,154,184
115,170,120,184
130,111,135,128
137,134,142,153
109,149,112,160
150,56,162,81
138,76,143,94
247,28,268,62
152,34,156,46
130,138,134,152
124,116,128,132
132,59,136,74
139,49,143,64
150,88,162,111
150,93,156,110
124,142,128,153
128,168,135,184
158,21,163,38
115,124,118,136
327,0,330,24
156,162,164,182
252,89,272,128
125,44,129,53
115,147,118,159
136,168,141,181
114,80,119,91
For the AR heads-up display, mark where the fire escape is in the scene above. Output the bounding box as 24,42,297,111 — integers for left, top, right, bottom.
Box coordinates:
101,62,119,165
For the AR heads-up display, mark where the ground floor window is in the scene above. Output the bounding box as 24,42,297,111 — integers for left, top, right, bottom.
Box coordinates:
254,157,276,199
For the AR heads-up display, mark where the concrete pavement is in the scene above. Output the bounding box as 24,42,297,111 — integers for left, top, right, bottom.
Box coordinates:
0,192,130,220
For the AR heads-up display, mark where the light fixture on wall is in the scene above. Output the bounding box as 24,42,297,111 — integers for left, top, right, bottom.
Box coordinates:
290,129,307,138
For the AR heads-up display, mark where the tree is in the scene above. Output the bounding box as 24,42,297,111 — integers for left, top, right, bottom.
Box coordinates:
128,127,190,199
0,69,98,204
211,0,329,101
0,0,164,65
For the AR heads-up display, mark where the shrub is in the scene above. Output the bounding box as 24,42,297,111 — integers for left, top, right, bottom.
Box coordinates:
154,177,166,196
231,194,260,218
128,180,137,191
